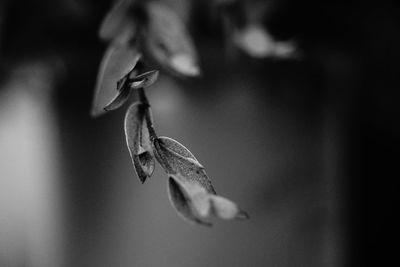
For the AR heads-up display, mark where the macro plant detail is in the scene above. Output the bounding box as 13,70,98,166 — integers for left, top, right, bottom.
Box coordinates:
92,0,249,226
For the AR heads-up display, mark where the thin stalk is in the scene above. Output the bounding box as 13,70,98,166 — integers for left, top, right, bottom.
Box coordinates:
137,87,157,141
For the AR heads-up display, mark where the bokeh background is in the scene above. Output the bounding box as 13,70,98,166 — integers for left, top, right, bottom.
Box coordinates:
1,0,399,266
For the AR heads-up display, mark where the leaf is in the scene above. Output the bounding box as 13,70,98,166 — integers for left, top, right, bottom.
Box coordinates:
167,174,248,225
168,176,211,226
91,44,140,117
99,0,136,44
141,1,200,77
153,137,215,194
154,137,248,224
103,83,131,112
124,103,155,183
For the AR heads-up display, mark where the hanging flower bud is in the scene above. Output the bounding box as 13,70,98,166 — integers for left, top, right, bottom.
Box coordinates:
124,102,155,183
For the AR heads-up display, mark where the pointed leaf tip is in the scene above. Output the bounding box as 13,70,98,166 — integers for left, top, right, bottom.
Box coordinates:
236,210,250,220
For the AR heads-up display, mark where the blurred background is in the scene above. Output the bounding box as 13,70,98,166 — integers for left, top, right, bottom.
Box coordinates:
0,0,399,266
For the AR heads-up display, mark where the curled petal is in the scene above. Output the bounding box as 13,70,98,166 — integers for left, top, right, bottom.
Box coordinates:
124,103,155,183
91,45,140,117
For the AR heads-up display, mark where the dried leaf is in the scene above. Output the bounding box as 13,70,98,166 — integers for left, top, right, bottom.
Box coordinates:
153,136,215,193
91,45,140,117
124,103,155,183
142,1,200,77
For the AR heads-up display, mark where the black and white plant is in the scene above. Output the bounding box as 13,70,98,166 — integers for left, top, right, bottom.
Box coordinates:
92,0,248,226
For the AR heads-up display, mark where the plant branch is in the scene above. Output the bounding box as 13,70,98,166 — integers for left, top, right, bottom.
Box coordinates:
137,87,157,141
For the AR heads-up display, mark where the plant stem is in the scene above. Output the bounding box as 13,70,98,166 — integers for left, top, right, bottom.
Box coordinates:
137,88,157,141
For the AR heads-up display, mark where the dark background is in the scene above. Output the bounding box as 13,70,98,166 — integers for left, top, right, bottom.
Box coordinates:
1,0,399,266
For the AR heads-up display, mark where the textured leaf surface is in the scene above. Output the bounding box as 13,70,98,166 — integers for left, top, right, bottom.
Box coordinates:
91,45,140,117
124,103,155,183
153,137,215,193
